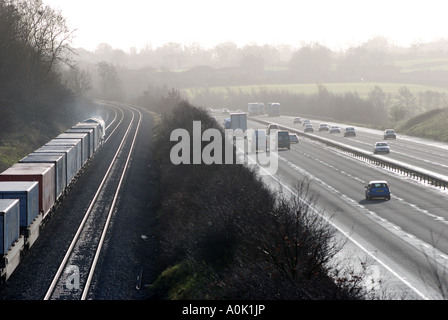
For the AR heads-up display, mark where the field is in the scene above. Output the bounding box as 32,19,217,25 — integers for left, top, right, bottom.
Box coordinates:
182,82,448,100
394,58,448,73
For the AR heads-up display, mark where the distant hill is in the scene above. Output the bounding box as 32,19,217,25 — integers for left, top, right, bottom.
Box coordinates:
397,108,448,142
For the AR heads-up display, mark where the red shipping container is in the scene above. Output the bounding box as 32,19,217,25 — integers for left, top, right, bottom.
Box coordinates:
0,163,56,218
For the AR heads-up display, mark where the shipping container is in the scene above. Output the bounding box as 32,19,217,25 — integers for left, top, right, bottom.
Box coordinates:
83,117,105,141
0,181,39,229
0,199,20,256
55,133,89,165
19,153,66,200
66,127,94,157
69,122,101,152
44,139,82,174
0,163,56,218
33,147,78,185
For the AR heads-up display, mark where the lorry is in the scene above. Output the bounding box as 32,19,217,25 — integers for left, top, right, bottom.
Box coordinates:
230,113,247,134
248,102,264,116
265,102,280,117
276,130,290,150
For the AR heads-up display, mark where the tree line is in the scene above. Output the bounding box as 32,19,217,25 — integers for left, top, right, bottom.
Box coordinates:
0,0,100,170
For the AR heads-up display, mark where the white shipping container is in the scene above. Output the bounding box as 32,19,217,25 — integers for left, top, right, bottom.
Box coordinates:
0,199,20,256
0,181,39,229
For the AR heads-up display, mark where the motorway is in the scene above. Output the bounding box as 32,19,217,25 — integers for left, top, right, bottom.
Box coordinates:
214,111,448,300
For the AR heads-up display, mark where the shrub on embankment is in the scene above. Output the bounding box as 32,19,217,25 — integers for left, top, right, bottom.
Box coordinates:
148,100,371,300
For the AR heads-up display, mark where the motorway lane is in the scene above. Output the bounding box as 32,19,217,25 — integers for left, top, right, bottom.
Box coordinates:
263,115,448,177
214,111,448,299
275,135,448,299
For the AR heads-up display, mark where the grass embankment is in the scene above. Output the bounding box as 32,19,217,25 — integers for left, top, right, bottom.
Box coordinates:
0,128,56,172
397,108,448,142
147,101,371,300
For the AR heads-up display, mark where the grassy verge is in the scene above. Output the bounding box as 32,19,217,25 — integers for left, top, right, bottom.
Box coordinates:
397,108,448,142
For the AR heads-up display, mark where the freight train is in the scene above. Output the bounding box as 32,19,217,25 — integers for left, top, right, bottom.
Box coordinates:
0,117,105,282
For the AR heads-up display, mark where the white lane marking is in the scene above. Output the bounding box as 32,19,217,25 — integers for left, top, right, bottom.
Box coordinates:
256,160,430,300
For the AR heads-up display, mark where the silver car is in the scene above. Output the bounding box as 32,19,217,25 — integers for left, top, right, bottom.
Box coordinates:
289,133,299,143
329,125,341,134
373,142,390,154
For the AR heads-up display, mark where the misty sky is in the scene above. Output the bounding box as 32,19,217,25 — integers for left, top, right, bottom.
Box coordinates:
44,0,448,52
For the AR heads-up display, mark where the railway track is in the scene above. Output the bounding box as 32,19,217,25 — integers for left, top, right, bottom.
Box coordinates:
44,103,142,300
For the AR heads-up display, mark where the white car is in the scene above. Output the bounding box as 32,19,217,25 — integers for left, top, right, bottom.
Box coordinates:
329,126,341,134
373,142,390,154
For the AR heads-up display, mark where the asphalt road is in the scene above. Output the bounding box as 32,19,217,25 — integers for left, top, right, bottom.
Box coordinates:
215,110,448,300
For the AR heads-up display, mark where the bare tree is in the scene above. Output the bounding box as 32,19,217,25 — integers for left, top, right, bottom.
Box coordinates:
14,0,75,78
96,61,124,101
63,65,92,97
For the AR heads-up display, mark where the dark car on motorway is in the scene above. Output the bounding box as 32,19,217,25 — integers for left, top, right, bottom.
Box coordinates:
384,129,397,139
365,180,391,200
344,127,356,137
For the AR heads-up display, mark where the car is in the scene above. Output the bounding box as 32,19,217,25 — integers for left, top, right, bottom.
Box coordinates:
384,129,397,139
207,108,213,113
293,117,302,124
329,125,341,134
373,142,390,154
302,119,311,126
344,127,356,137
267,123,279,135
365,180,391,200
304,123,314,133
222,108,230,114
289,133,299,143
318,123,330,132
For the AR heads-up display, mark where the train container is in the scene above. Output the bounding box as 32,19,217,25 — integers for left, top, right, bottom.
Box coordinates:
55,133,89,165
33,147,77,185
0,181,39,229
70,122,102,151
83,117,105,141
66,127,94,157
19,153,66,200
44,139,82,174
0,199,20,256
0,163,56,218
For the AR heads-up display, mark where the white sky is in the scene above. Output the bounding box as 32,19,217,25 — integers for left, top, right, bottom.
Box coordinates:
44,0,448,52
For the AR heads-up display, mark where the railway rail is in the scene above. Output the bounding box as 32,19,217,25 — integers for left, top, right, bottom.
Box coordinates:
44,103,142,300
